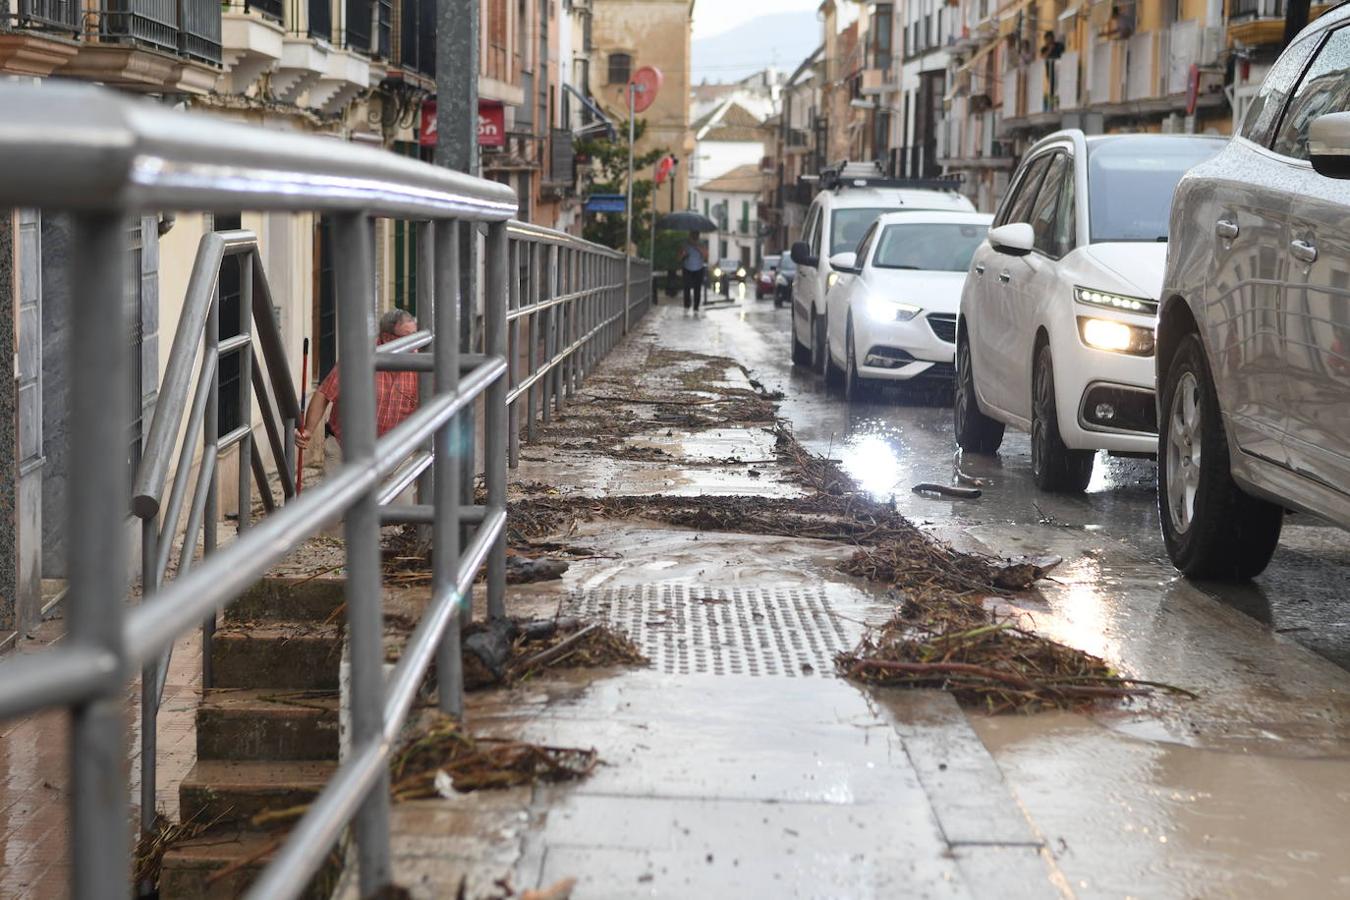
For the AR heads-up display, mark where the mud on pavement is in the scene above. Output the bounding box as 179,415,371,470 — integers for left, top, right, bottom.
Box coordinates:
346,306,1350,900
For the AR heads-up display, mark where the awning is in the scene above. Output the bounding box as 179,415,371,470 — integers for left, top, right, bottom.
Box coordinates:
957,39,999,73
997,0,1034,35
564,83,616,141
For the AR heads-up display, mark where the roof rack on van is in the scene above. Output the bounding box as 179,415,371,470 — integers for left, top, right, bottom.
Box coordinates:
816,160,964,193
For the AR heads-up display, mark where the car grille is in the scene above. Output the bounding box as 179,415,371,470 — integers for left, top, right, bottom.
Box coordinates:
927,313,957,344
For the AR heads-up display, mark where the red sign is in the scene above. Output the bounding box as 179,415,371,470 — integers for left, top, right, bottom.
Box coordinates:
655,154,674,185
478,100,505,147
1186,64,1201,116
419,100,437,147
629,66,663,114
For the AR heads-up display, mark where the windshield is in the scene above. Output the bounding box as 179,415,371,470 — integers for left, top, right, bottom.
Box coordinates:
830,207,892,255
872,223,990,272
1087,137,1223,242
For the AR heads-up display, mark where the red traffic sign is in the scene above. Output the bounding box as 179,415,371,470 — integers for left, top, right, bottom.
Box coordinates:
630,66,663,113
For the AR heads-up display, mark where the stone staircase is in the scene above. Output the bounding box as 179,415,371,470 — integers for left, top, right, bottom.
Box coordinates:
159,576,346,898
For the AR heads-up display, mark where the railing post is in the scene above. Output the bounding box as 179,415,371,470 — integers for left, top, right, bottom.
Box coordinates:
525,241,539,444
68,212,130,900
416,222,435,538
333,212,392,893
507,238,520,469
237,251,254,534
203,270,220,689
435,220,464,716
484,221,508,622
139,519,159,846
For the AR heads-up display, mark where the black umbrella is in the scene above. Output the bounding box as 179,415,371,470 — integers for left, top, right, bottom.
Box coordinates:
657,210,717,232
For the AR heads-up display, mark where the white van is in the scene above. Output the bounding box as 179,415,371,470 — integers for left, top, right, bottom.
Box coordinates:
789,166,975,372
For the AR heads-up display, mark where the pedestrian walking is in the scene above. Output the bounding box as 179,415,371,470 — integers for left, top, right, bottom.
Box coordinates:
295,308,420,488
678,231,708,312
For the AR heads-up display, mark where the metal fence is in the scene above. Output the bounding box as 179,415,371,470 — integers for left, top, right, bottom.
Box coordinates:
0,80,650,899
15,0,81,31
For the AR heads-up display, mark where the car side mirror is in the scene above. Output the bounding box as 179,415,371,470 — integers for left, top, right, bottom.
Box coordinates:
1309,112,1350,179
988,222,1034,256
791,241,818,268
828,251,860,274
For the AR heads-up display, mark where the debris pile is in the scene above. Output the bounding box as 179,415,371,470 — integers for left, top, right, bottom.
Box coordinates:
389,713,598,799
463,616,648,688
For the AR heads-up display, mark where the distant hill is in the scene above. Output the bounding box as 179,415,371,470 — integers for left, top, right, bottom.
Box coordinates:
692,11,819,85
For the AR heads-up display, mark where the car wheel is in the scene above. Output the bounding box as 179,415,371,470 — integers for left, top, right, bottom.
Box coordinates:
791,304,811,366
1159,334,1283,580
954,335,1004,453
1031,344,1094,493
844,317,873,402
812,311,829,376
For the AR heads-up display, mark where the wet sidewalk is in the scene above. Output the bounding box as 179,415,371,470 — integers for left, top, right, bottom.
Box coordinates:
355,302,1060,899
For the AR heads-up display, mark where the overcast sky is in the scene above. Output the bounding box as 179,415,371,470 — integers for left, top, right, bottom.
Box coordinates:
692,0,820,40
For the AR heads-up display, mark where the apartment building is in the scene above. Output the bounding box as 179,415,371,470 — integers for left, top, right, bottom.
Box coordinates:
590,0,694,227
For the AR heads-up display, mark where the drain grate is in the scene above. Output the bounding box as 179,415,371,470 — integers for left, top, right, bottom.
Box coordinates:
565,584,851,677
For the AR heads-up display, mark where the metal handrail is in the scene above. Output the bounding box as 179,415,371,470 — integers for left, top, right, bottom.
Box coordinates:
0,79,652,900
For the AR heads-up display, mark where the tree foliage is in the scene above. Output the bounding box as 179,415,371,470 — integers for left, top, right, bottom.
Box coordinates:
577,118,668,258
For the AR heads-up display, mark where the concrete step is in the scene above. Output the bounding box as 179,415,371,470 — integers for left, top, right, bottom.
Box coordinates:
197,689,340,763
159,828,336,899
179,760,336,829
210,624,342,691
225,575,346,625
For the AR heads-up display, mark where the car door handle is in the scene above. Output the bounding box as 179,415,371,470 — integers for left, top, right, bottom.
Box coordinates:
997,270,1011,284
1216,219,1239,240
1290,239,1318,263
974,264,986,276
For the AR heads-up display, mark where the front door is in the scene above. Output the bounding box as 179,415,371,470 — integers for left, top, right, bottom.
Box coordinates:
1265,24,1350,492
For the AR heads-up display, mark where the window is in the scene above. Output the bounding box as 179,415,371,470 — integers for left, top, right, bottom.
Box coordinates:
1241,36,1317,146
854,222,880,264
1086,135,1223,242
806,204,823,255
996,153,1053,227
829,207,892,256
873,222,990,271
1050,159,1077,258
1272,27,1350,160
607,52,632,85
1029,153,1070,256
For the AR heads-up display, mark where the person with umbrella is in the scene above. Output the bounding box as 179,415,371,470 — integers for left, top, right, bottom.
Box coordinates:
678,230,708,312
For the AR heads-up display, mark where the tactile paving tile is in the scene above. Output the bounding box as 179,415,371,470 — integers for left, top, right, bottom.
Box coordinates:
564,584,850,677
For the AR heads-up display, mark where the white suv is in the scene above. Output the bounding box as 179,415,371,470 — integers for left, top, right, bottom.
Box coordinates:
954,131,1225,492
789,167,974,374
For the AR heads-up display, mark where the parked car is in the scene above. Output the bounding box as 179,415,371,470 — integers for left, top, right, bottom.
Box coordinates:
789,164,975,372
774,254,797,308
954,130,1225,493
711,257,747,295
1156,5,1350,580
820,210,993,400
756,254,781,299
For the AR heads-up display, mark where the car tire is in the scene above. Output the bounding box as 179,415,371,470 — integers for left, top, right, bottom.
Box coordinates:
812,311,829,376
1158,334,1283,580
954,334,1004,454
791,304,811,366
1031,344,1094,493
844,317,873,402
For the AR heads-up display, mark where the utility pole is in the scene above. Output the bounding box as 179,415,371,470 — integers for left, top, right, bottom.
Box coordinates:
436,0,480,352
624,82,635,334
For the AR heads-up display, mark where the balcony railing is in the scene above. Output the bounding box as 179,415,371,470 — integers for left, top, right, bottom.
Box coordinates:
101,0,179,58
180,0,222,63
15,0,81,31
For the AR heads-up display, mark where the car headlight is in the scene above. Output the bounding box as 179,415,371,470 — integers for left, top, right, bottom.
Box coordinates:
1074,286,1158,315
737,267,746,278
827,272,840,289
712,267,722,277
1077,316,1155,356
865,296,923,323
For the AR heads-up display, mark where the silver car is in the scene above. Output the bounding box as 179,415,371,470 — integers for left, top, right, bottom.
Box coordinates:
1158,4,1350,580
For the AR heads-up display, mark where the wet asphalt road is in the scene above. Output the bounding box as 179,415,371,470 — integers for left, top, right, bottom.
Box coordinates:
669,289,1350,672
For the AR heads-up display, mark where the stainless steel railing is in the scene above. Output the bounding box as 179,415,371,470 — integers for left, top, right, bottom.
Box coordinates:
0,79,651,899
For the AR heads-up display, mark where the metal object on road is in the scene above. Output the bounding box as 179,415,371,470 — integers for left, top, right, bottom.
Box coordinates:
0,80,650,900
912,482,983,499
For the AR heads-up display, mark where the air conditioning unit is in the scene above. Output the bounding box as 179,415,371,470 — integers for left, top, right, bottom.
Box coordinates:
1199,26,1223,65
